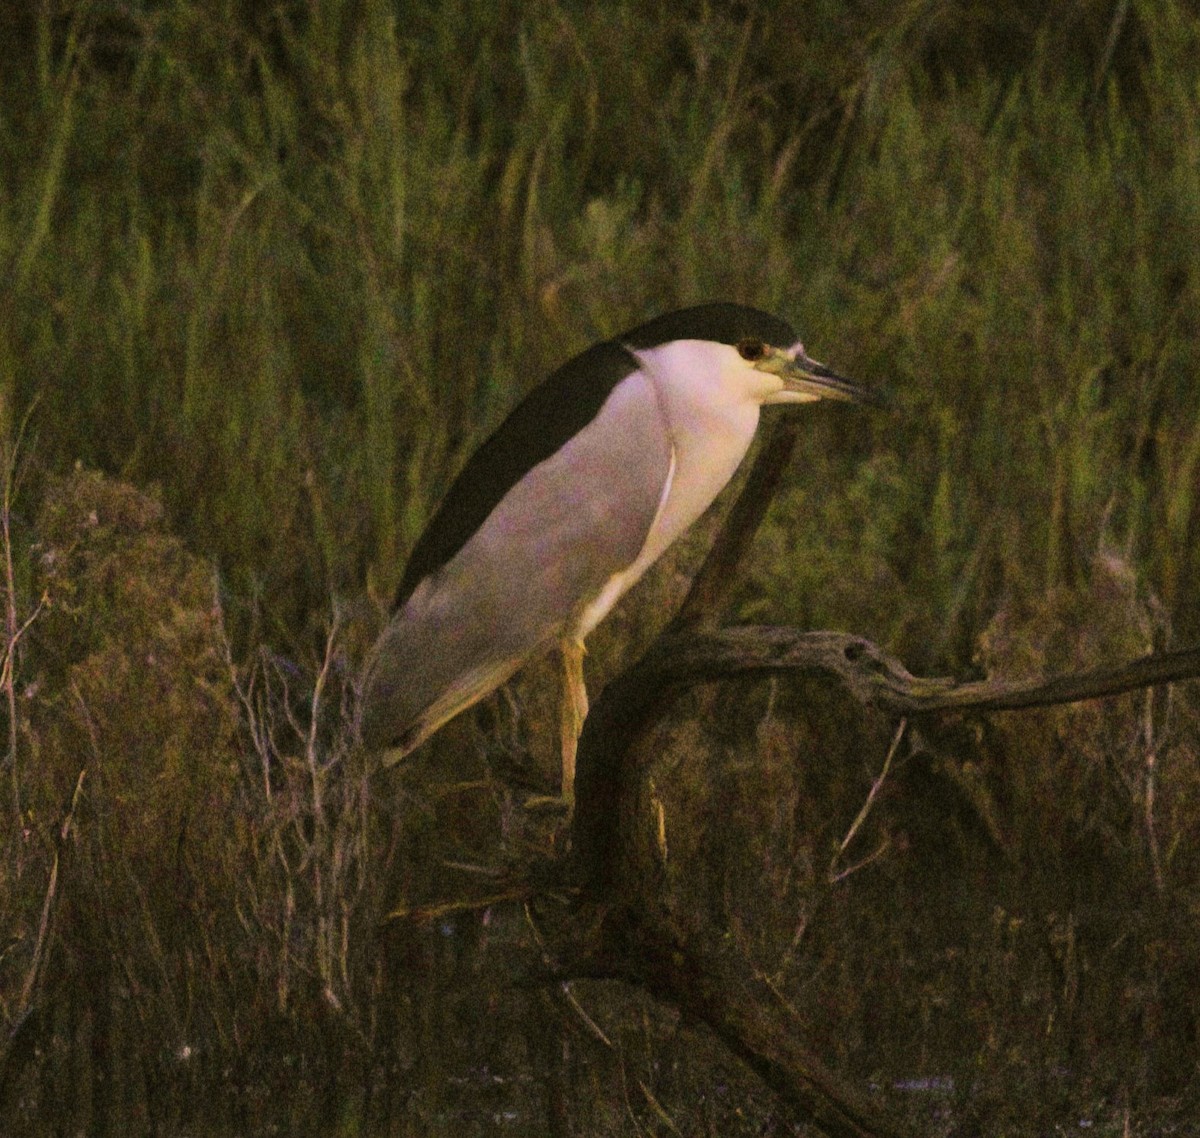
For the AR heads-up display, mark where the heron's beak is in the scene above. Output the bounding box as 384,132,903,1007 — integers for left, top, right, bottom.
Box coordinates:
753,348,888,410
766,351,888,407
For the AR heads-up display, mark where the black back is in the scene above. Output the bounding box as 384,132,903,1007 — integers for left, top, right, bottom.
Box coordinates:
394,303,796,608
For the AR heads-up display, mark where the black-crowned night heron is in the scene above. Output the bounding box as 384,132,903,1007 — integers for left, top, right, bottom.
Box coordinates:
359,303,880,800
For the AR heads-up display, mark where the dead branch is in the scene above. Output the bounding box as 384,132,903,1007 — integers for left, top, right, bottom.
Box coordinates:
558,620,1200,1138
557,407,1200,1138
577,625,1200,738
601,909,905,1138
384,412,1200,1138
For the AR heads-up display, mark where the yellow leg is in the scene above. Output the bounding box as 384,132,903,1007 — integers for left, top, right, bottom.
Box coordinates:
559,637,588,802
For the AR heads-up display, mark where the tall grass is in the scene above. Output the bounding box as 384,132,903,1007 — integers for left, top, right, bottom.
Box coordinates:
1,0,1199,1133
2,0,1197,656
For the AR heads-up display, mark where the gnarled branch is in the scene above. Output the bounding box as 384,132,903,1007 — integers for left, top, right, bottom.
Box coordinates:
561,412,1200,1138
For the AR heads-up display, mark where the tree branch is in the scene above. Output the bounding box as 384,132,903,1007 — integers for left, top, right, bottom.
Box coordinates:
599,907,906,1138
586,626,1200,726
565,623,1200,1138
560,620,1200,1137
573,626,1200,878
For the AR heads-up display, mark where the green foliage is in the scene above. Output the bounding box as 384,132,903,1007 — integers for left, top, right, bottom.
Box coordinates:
751,29,1200,665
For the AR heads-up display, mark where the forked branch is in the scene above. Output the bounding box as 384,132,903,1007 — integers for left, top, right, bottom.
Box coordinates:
563,414,1199,1138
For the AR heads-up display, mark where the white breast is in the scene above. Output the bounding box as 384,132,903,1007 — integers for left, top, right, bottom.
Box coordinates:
571,339,763,638
635,339,763,557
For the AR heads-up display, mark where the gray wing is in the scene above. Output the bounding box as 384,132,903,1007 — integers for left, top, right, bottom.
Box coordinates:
359,369,672,754
394,339,640,607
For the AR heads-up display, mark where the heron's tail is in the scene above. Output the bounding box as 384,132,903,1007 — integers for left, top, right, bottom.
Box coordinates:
357,610,526,762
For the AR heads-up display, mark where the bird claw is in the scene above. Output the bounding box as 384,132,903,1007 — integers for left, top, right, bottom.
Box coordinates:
523,793,574,814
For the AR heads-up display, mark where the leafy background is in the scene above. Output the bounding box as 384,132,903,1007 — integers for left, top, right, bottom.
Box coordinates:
1,0,1198,1134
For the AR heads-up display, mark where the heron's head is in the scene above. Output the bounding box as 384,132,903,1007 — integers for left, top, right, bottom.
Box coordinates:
621,303,886,411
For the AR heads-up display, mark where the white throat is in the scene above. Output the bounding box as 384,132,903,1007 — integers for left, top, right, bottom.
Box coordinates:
630,339,767,488
571,340,768,639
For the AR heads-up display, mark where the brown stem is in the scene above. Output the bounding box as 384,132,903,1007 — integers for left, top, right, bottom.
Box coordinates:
599,906,908,1138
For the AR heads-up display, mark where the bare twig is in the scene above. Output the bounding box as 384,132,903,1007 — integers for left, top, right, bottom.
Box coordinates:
559,982,615,1050
306,619,341,828
587,627,1200,727
386,887,539,923
1,396,43,818
829,719,906,882
18,768,85,1014
637,1076,684,1136
1141,682,1172,894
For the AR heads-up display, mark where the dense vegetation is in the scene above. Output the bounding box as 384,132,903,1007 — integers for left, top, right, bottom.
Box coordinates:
1,0,1199,1133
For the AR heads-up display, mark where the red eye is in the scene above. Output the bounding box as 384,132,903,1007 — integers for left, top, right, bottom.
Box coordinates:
737,338,767,361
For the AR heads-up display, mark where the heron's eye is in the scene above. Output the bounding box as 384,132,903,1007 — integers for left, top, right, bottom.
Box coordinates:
737,338,767,361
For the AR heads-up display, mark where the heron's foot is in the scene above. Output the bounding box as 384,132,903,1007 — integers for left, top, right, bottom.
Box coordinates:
523,792,574,814
559,637,589,804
